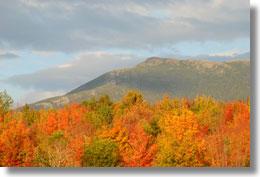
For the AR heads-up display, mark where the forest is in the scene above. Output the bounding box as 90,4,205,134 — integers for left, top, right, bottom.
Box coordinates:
0,90,250,167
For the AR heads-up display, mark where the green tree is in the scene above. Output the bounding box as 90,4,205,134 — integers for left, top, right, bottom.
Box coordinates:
82,138,120,167
0,91,13,117
144,117,161,137
83,95,114,128
22,104,39,126
190,96,222,132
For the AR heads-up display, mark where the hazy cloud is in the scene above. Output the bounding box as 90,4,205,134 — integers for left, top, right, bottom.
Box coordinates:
17,90,66,105
6,52,143,91
0,52,19,60
0,0,249,53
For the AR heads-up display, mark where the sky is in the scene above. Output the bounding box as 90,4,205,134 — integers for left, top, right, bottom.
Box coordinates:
0,0,250,106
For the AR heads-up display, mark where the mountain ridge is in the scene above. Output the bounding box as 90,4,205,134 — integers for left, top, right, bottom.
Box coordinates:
32,57,250,109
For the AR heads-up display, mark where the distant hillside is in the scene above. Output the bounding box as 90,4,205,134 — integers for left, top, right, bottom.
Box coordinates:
32,57,250,109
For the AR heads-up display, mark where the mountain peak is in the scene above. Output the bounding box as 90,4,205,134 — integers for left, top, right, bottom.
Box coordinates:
144,57,165,64
32,57,250,109
140,57,179,66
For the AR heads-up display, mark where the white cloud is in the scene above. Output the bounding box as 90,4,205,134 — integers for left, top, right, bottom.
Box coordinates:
209,50,241,57
58,63,72,69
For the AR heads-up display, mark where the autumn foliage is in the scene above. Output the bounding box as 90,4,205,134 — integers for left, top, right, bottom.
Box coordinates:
0,91,250,167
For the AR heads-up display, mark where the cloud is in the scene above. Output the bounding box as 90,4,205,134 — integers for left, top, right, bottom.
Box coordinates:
6,52,142,91
57,63,72,69
0,0,249,53
191,51,250,62
0,52,19,60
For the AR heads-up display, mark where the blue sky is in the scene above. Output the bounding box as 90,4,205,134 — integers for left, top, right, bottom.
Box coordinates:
0,0,250,105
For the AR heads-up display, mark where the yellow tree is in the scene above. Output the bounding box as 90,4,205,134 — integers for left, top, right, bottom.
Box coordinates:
156,108,207,167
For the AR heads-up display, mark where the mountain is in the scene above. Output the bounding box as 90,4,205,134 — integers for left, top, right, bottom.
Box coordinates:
32,57,250,109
